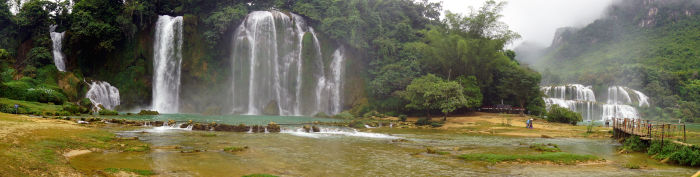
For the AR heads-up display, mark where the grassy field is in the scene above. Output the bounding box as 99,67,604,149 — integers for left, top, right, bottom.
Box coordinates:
0,98,63,114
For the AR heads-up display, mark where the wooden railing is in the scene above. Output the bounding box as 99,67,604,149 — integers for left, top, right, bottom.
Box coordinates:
612,118,686,142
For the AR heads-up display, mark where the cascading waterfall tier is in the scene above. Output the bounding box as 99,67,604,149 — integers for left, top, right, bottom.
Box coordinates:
152,15,183,113
49,25,66,72
541,84,650,121
230,11,345,116
85,81,120,112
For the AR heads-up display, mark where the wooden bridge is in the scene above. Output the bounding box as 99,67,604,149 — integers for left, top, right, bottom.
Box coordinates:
612,118,691,146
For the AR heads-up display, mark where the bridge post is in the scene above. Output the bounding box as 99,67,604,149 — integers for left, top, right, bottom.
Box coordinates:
661,124,665,149
684,124,686,142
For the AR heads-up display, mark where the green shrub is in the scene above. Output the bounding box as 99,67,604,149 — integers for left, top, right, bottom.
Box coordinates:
623,163,640,169
98,109,118,115
349,120,365,129
529,143,561,152
430,122,443,127
62,103,81,115
649,140,700,166
546,105,582,125
399,114,407,122
138,110,159,115
334,111,354,119
415,117,431,126
622,136,646,152
363,110,380,118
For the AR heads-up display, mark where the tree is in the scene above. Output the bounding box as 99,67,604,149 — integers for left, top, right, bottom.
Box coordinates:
496,65,541,116
401,74,467,121
456,75,482,108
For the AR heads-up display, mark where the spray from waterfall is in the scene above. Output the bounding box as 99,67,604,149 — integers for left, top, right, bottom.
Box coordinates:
152,15,183,113
85,81,120,112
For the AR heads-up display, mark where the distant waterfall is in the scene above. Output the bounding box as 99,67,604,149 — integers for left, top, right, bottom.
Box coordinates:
152,15,183,113
230,11,345,116
49,25,66,72
86,81,120,112
542,84,650,121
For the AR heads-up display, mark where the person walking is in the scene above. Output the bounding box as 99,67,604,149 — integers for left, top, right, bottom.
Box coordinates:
528,118,534,129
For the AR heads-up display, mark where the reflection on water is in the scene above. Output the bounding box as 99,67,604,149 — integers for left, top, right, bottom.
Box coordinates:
70,126,697,176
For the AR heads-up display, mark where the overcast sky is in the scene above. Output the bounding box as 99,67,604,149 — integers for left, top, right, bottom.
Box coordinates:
432,0,615,48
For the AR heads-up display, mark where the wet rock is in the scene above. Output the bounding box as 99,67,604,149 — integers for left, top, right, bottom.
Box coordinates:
312,126,320,132
267,122,280,133
180,123,190,128
192,123,208,131
303,125,311,132
541,135,553,138
168,119,176,125
153,121,164,126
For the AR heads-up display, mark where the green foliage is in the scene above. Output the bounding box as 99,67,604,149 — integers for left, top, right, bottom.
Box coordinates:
98,109,118,115
456,75,483,108
458,152,598,164
104,168,155,176
529,143,561,152
202,4,248,45
647,140,700,166
622,136,646,152
415,117,432,126
401,74,467,119
313,112,330,118
398,114,407,122
137,110,159,115
0,77,66,105
334,111,354,119
546,105,582,125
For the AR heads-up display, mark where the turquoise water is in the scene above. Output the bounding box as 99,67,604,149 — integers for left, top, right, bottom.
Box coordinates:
95,114,345,125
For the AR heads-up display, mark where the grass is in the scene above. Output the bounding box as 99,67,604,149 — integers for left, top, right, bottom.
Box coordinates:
224,146,248,152
104,168,155,176
623,163,641,169
242,174,278,177
458,152,599,164
529,143,561,152
0,98,62,114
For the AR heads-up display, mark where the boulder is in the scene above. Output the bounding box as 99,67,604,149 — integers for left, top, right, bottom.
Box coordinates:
262,100,280,115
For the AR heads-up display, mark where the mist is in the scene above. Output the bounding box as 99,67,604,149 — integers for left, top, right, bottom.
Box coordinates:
433,0,614,47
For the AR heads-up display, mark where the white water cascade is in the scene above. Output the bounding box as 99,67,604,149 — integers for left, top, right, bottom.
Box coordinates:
85,81,120,112
230,11,345,116
542,84,650,121
49,25,66,72
152,15,183,113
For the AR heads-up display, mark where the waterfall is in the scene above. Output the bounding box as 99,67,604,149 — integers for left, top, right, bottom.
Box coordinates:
85,81,120,112
152,15,183,113
230,11,345,116
542,84,649,121
49,25,66,72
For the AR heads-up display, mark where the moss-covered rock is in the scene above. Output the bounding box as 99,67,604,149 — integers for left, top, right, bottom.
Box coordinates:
262,100,279,115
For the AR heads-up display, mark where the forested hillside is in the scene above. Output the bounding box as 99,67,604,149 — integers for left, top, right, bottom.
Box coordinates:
0,0,543,118
532,0,700,122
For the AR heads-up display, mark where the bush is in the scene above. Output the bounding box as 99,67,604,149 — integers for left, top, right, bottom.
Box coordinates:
399,114,407,122
349,120,365,129
98,109,118,115
648,140,700,166
529,143,561,152
138,110,159,115
430,122,443,127
415,117,431,126
546,105,582,125
334,111,354,119
622,136,646,152
62,103,82,115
